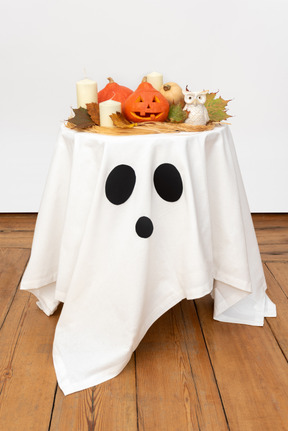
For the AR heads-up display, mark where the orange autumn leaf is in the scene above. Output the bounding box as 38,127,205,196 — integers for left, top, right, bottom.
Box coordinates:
86,102,100,125
110,112,136,128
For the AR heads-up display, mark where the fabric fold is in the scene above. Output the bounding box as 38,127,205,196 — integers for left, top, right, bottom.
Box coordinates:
20,124,276,395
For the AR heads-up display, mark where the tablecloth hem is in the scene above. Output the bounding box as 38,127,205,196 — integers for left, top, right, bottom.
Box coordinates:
20,279,60,316
36,299,59,317
132,291,190,353
213,271,253,294
54,350,133,396
55,290,66,303
185,281,213,301
213,285,250,318
55,290,186,395
20,272,58,291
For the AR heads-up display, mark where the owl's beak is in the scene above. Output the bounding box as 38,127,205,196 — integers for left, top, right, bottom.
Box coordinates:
192,99,198,106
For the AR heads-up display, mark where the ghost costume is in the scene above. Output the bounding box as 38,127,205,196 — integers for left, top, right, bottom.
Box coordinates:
20,124,276,395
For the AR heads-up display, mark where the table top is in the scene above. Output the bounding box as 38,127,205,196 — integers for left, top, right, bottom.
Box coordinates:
20,125,276,395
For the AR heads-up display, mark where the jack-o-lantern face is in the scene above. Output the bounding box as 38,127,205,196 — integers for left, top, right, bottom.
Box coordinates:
124,82,170,123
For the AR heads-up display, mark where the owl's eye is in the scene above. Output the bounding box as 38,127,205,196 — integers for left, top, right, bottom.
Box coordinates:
198,96,202,101
188,96,192,100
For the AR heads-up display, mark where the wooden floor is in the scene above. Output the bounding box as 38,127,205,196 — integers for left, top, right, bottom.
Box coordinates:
0,213,288,431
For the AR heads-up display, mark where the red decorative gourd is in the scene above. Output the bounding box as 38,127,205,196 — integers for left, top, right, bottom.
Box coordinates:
123,79,170,123
98,77,133,110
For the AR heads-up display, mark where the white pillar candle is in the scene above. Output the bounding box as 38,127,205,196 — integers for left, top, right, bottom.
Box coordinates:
146,71,163,91
76,78,98,108
99,100,121,128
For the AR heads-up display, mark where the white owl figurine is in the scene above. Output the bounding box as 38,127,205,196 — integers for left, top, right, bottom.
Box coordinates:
183,89,209,126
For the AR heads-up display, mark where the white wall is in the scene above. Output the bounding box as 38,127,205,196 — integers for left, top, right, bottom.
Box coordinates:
1,0,287,212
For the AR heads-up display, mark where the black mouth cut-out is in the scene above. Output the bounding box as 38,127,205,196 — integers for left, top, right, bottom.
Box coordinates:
135,216,154,238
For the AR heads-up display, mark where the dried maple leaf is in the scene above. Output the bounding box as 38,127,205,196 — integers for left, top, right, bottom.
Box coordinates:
110,112,136,128
205,92,232,122
168,103,189,123
68,107,95,129
86,102,100,125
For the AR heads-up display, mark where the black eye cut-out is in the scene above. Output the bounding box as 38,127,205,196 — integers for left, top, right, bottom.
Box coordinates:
105,164,136,205
154,163,183,202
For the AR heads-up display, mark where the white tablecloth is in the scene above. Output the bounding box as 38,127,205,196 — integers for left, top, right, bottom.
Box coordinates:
20,124,276,395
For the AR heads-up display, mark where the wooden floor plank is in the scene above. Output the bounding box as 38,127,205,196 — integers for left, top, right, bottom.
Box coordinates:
264,263,288,359
0,213,287,430
252,213,288,261
266,261,288,298
252,213,288,228
135,302,229,431
0,213,37,231
0,248,30,326
180,300,230,430
0,231,34,248
195,295,288,431
257,243,288,262
50,358,137,431
0,290,59,431
255,227,288,246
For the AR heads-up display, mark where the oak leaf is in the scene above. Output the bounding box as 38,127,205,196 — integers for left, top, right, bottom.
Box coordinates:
68,107,95,129
205,92,232,122
168,103,189,123
86,102,100,125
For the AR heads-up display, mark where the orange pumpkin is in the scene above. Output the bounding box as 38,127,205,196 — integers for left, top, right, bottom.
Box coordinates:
98,77,133,110
124,80,170,123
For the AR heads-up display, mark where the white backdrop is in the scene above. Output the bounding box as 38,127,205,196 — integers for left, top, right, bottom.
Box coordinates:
1,0,287,212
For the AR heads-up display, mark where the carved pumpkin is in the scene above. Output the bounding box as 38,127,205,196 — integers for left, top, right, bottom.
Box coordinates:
98,77,133,110
124,80,170,123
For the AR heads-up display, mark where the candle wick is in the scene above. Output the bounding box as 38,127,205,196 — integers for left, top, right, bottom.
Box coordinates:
83,67,88,79
110,92,116,101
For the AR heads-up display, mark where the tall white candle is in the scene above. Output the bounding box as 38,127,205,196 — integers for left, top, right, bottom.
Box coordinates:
99,100,121,128
146,71,163,91
76,78,98,108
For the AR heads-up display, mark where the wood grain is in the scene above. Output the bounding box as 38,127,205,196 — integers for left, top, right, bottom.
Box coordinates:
0,231,35,248
266,261,288,297
0,213,288,431
0,248,30,326
50,357,137,431
0,289,59,431
0,214,36,248
252,214,288,262
195,294,288,431
135,302,229,431
0,213,37,231
264,263,288,359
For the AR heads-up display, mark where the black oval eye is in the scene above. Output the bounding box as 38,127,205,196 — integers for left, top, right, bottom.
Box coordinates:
105,164,136,205
153,163,183,202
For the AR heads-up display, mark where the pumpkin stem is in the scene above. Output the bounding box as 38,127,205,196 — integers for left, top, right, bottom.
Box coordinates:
142,76,148,83
107,77,115,83
163,85,171,91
